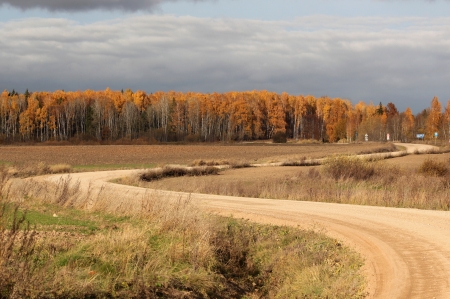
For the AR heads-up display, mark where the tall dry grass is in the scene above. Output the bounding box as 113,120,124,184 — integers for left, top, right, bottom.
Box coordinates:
7,162,72,178
139,166,219,182
0,166,366,298
161,155,450,210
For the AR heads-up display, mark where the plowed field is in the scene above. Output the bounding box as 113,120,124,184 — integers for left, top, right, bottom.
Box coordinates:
1,142,390,168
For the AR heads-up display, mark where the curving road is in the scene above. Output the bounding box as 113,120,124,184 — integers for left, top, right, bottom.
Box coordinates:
39,143,450,299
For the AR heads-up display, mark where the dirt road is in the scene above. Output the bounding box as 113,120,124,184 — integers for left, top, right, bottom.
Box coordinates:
40,143,450,299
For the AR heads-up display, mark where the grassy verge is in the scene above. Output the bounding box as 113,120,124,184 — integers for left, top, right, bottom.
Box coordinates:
0,168,366,298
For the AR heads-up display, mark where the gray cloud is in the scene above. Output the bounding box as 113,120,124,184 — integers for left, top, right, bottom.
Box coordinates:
0,0,206,12
1,15,450,112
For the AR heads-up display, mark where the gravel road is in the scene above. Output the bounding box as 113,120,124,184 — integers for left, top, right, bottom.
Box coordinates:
40,143,450,299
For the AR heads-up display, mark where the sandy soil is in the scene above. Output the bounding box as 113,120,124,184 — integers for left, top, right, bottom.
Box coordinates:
36,143,450,299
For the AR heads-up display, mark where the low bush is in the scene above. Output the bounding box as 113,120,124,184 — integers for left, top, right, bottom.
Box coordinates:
323,156,375,181
140,166,219,182
418,158,448,177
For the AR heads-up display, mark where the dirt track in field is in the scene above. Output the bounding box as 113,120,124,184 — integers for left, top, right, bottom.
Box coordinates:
38,143,450,299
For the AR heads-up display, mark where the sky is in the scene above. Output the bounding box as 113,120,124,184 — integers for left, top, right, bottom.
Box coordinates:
1,0,450,113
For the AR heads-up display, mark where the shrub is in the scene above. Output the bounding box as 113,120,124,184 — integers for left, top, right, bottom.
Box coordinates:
140,166,219,182
323,156,375,181
272,131,287,143
418,158,448,177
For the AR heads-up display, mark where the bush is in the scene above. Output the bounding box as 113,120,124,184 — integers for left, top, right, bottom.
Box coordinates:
418,158,448,177
140,166,219,182
272,131,287,143
323,156,375,181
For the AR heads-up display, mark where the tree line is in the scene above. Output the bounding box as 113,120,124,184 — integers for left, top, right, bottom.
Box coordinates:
1,89,449,143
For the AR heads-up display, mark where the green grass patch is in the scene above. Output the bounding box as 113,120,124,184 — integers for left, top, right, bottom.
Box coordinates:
4,202,132,234
1,200,366,298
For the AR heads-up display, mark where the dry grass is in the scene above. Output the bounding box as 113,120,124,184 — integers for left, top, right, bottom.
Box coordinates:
7,162,73,178
0,166,366,298
136,155,450,211
189,159,251,169
281,157,322,167
417,158,449,177
190,159,231,167
323,156,375,181
139,166,220,182
357,143,397,155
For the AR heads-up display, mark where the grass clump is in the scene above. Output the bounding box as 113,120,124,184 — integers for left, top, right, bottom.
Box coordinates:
418,158,449,177
323,156,375,181
140,166,219,182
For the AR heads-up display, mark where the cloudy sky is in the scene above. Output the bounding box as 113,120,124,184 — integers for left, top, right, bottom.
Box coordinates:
1,0,449,113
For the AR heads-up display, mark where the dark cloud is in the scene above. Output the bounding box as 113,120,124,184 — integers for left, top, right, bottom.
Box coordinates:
1,15,449,113
0,0,206,12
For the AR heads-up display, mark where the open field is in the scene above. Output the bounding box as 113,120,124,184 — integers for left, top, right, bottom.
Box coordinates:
0,142,393,170
4,142,450,298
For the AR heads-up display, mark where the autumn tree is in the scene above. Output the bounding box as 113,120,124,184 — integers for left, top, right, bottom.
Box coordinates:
443,100,450,141
401,107,415,142
425,96,442,140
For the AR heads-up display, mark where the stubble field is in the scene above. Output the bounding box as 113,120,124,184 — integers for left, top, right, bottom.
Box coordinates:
1,142,392,169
